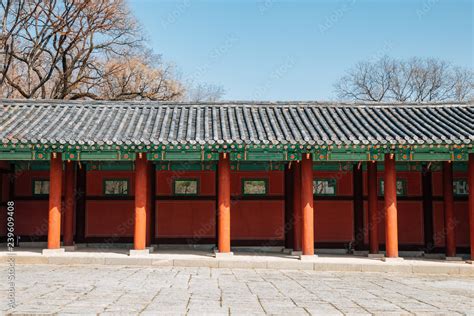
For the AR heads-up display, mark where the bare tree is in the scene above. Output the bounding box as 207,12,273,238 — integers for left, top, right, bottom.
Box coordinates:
0,0,197,101
97,52,185,101
0,0,29,86
335,56,473,102
0,0,140,99
334,56,395,102
450,66,473,102
186,83,226,102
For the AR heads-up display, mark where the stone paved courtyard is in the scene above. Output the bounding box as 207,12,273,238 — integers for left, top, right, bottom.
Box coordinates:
1,264,473,315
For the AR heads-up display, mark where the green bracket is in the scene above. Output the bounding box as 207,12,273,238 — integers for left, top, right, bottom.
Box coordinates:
453,147,468,161
147,152,163,161
33,151,51,161
203,151,219,161
395,146,411,162
368,147,384,161
313,147,329,161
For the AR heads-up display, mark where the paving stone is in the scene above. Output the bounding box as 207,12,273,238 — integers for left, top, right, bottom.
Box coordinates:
0,264,473,315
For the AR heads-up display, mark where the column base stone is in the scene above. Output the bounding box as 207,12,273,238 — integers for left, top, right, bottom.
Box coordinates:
367,253,384,259
291,250,303,256
42,248,65,255
382,257,404,262
423,253,445,259
282,248,293,254
446,256,463,261
129,249,150,256
214,252,233,258
466,260,473,264
299,254,318,261
63,245,77,251
146,246,155,253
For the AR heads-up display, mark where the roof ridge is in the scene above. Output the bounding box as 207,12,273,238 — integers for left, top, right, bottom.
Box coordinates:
1,98,473,108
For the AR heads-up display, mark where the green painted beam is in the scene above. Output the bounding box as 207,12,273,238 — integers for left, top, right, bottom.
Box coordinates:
86,162,134,171
0,142,471,162
328,152,369,161
0,151,33,160
411,152,452,161
162,151,202,161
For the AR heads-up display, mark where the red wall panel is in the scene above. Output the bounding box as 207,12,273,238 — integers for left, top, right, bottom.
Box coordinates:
85,200,134,237
2,174,9,201
0,206,5,236
14,201,49,236
0,174,8,236
156,200,215,238
397,201,424,244
314,200,353,242
11,171,50,237
433,201,445,247
231,200,284,240
433,201,469,247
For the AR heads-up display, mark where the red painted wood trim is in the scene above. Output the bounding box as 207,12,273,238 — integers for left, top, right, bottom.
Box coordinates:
293,161,302,251
63,161,75,246
443,161,456,257
422,164,434,252
353,164,364,250
468,153,474,260
75,164,87,243
284,163,294,249
368,161,379,254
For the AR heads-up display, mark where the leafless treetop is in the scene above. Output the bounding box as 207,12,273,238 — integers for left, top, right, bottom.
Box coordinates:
334,56,473,103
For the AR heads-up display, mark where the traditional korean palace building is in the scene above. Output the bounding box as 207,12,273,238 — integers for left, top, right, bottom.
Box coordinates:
0,99,473,260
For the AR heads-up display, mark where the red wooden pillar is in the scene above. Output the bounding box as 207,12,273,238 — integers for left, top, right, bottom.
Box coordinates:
293,162,302,251
301,154,314,256
63,161,75,246
134,153,147,250
217,153,231,253
443,161,456,257
367,161,379,254
384,153,398,258
48,153,62,249
468,153,474,261
146,162,152,247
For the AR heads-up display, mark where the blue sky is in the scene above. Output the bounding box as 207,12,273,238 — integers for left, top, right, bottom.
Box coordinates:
128,0,473,101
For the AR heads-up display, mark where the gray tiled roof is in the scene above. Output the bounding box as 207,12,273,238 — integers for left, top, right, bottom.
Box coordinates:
0,99,473,147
